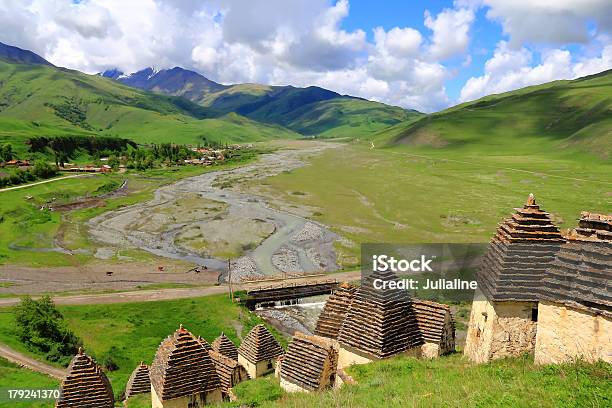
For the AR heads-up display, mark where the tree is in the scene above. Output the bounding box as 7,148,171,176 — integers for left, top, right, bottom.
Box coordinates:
0,144,13,162
14,296,82,366
32,161,58,179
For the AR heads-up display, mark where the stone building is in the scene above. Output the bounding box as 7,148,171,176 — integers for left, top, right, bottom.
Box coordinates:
212,332,239,360
208,350,248,400
337,269,423,367
238,324,284,378
55,348,114,408
535,212,611,364
124,362,151,401
150,325,222,407
412,299,456,358
278,332,339,393
464,194,565,363
314,282,357,340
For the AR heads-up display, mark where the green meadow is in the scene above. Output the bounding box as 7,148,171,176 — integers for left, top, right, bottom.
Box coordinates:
0,358,58,408
0,294,285,401
230,354,611,408
260,142,611,267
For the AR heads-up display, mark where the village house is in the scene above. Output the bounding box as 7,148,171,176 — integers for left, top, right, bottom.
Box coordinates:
150,325,223,407
463,194,565,363
55,348,114,408
208,350,249,400
534,212,611,364
336,269,424,367
237,324,284,378
412,299,456,358
277,332,339,393
315,281,456,364
124,362,151,401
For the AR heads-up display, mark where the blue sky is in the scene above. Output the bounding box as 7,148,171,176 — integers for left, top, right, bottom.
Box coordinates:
0,0,610,112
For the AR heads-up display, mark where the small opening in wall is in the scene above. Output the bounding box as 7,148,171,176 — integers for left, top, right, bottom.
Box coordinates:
531,307,538,322
481,312,488,322
267,361,273,369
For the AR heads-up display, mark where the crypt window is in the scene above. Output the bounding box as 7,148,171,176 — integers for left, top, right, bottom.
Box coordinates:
267,361,273,369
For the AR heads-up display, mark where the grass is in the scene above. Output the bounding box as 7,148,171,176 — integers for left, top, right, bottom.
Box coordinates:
0,357,59,408
0,294,286,401
257,142,611,268
0,60,298,146
231,354,611,408
377,69,612,159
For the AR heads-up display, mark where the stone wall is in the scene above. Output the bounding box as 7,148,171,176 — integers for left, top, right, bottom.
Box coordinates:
535,301,612,365
465,288,537,363
151,386,222,408
238,355,275,378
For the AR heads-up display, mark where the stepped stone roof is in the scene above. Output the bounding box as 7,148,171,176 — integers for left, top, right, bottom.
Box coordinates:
477,194,565,302
150,325,221,401
209,350,248,394
314,282,357,339
212,333,239,360
55,348,114,408
541,212,611,317
280,333,338,391
124,362,151,400
238,324,284,364
197,336,212,351
412,299,455,347
337,269,423,359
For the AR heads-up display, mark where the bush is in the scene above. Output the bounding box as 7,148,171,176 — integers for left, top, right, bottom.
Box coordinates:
14,296,82,366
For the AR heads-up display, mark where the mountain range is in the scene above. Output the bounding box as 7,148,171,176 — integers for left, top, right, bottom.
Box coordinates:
100,66,419,138
0,40,610,159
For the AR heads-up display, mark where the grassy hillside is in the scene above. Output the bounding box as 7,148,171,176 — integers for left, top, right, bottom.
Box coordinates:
108,67,420,139
232,354,611,408
0,60,297,146
378,70,612,158
0,294,285,401
254,142,610,267
209,85,420,139
0,357,58,408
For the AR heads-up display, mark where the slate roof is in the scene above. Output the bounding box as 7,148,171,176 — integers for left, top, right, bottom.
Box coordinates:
55,348,114,408
541,212,611,317
337,268,423,359
124,362,150,400
477,194,565,302
238,324,284,364
150,325,221,401
280,333,338,391
212,333,239,361
314,282,357,339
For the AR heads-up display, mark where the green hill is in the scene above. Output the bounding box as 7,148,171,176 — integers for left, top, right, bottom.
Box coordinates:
378,70,612,158
0,59,299,148
104,67,421,139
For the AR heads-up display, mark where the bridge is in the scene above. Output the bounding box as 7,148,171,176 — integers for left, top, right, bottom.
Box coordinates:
242,280,339,310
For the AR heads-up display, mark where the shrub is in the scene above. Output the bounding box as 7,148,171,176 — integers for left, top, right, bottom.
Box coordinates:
14,296,82,366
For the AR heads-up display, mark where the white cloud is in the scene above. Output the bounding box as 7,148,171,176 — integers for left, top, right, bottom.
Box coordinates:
459,41,611,102
482,0,612,46
0,0,609,113
424,7,475,59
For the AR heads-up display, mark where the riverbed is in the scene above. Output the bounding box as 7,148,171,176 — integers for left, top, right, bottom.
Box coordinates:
87,143,340,281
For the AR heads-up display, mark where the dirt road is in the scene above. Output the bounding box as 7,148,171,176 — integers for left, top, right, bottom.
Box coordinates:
0,174,91,193
0,270,361,307
0,344,66,379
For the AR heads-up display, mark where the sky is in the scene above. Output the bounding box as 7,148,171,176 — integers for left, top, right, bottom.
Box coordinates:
0,0,610,113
